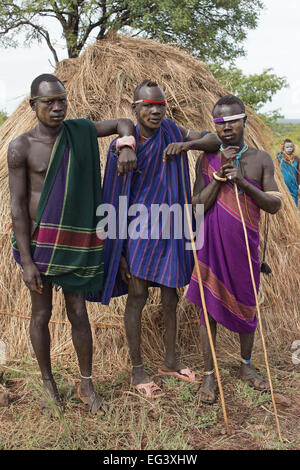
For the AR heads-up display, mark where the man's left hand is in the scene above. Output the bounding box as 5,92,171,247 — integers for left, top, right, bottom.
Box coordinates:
223,163,246,187
117,147,137,175
163,142,190,162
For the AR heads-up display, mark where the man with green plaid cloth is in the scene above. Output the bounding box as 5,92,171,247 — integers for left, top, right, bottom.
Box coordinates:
7,74,136,414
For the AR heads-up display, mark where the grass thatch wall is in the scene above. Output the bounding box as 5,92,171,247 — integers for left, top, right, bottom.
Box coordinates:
0,34,299,375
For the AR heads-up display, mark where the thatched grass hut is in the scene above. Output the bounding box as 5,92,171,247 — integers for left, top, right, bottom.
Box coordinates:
0,34,299,378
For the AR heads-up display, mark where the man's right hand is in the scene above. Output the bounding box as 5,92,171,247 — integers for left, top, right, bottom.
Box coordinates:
23,262,43,294
117,147,137,176
118,255,131,284
220,146,240,166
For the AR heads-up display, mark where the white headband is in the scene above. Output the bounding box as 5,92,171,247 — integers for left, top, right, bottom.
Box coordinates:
214,113,246,124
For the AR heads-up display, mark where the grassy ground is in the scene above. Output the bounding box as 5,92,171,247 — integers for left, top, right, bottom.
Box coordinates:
1,347,299,451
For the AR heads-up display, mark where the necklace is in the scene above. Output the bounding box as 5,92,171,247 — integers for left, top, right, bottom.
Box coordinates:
282,151,295,164
220,143,253,224
220,143,248,197
220,143,248,169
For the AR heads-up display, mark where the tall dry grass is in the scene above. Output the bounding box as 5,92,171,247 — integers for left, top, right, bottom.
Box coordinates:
0,34,299,379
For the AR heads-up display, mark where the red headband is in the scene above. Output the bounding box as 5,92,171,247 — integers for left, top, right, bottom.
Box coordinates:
133,99,166,104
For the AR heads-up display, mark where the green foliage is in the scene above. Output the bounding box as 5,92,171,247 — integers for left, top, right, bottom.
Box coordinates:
257,110,285,128
209,65,288,113
208,65,288,126
0,0,263,63
0,110,7,126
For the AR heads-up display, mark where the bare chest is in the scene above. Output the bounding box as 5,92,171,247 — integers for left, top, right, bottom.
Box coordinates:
240,153,263,186
27,140,54,177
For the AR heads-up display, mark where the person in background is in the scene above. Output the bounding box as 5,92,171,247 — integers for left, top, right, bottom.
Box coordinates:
277,138,299,207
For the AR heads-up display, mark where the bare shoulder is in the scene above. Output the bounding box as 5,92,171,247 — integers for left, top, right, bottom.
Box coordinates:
250,147,274,167
256,148,272,160
7,131,32,168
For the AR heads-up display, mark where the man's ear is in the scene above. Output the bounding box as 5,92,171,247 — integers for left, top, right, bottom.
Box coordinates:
132,103,137,117
29,99,36,111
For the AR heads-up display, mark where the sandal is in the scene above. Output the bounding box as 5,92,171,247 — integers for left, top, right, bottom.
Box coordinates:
132,381,165,398
158,367,200,383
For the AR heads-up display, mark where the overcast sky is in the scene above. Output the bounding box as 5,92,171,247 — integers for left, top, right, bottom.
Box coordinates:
0,0,299,118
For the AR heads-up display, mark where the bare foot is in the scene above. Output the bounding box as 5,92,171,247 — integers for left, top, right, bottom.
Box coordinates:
161,359,186,372
240,364,269,391
131,365,151,386
77,379,105,415
199,373,217,404
41,378,63,412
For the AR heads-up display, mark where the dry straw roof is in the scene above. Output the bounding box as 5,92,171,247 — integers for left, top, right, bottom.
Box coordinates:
0,34,299,368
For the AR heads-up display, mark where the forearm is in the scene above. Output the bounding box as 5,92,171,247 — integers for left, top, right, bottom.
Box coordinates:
11,204,34,265
239,179,282,214
192,179,222,213
116,118,135,137
94,118,135,138
186,134,220,153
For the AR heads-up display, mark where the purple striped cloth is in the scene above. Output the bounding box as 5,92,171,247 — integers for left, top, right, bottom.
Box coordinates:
92,118,194,305
186,152,261,333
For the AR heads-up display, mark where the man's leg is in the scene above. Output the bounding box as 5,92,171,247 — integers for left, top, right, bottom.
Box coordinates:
124,276,149,386
158,286,200,382
239,332,269,390
64,293,103,413
199,313,217,403
160,286,179,370
29,284,60,403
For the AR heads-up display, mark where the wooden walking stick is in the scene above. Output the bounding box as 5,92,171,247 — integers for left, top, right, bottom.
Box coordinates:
234,182,283,443
180,157,230,434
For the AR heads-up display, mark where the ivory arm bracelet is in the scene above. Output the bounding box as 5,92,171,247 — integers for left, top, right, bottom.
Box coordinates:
213,171,227,182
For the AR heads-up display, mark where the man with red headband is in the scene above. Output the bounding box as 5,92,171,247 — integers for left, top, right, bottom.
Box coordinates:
7,73,136,414
98,80,220,397
185,94,282,404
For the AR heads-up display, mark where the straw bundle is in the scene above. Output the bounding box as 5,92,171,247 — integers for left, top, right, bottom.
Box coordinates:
0,34,299,373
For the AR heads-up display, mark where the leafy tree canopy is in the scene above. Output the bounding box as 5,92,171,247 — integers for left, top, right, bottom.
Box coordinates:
0,0,263,63
209,64,289,124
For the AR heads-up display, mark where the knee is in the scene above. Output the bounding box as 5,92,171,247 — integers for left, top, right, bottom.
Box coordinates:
67,307,89,329
30,308,52,329
126,289,148,313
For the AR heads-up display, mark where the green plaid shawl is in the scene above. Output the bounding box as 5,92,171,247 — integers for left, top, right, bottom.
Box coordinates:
12,119,104,295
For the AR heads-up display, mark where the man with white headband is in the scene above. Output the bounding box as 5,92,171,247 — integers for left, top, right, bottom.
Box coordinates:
185,94,282,404
98,80,220,398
